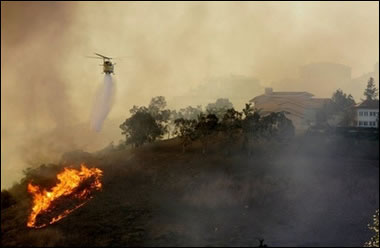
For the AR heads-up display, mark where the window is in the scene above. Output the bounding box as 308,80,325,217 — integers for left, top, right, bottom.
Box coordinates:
364,121,368,126
359,121,363,126
359,111,363,116
364,112,368,116
370,112,373,116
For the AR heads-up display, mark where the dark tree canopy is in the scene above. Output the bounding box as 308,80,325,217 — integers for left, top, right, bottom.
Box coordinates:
173,118,197,153
124,96,172,146
242,104,261,137
121,97,295,154
196,113,219,135
120,110,164,147
242,103,256,117
221,108,243,130
194,113,220,154
242,109,294,140
262,112,295,140
331,89,356,111
317,89,356,126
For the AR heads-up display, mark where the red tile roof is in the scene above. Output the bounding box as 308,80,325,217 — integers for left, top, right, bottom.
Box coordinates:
355,100,379,109
250,91,314,102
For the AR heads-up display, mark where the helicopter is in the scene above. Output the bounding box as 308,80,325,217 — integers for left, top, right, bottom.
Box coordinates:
86,53,116,74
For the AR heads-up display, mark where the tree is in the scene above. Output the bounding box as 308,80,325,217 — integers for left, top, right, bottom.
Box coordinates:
241,104,261,154
165,110,178,139
262,112,294,140
364,77,379,101
317,89,356,126
195,113,219,154
148,96,167,111
130,96,169,120
177,105,203,120
148,96,171,126
276,113,295,140
173,118,197,153
120,110,164,147
130,96,172,139
242,103,255,117
130,105,148,115
221,108,243,154
331,89,356,110
241,104,294,154
221,108,243,131
206,98,234,119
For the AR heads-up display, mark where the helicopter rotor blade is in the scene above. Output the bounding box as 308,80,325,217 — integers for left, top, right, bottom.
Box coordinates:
113,56,132,60
94,53,112,60
86,56,104,59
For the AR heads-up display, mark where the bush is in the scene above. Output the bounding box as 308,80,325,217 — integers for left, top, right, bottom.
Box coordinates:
365,209,379,247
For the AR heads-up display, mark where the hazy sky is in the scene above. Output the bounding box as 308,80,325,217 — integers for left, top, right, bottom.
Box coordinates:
1,1,379,188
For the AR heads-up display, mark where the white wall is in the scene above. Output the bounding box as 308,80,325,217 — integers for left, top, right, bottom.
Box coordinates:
356,108,379,128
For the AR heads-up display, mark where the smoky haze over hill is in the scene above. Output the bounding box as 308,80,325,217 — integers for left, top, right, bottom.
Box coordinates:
1,2,379,188
1,134,379,246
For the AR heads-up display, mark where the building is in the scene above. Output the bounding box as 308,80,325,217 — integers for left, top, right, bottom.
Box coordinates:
355,100,379,128
249,88,329,133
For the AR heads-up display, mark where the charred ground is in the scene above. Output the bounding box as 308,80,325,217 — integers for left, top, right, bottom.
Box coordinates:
1,134,379,247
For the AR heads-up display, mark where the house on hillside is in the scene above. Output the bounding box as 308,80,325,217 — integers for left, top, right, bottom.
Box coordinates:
249,88,330,133
355,100,379,128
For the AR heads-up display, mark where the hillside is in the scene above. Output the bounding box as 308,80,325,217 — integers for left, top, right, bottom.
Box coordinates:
1,136,379,247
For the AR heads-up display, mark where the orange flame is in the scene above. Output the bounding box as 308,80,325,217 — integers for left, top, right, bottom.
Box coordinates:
27,164,103,228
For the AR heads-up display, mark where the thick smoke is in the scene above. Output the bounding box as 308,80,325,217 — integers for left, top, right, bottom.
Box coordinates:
90,74,116,132
1,2,81,189
1,2,379,189
1,2,120,189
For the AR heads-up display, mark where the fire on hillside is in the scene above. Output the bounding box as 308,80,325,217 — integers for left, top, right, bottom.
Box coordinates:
27,164,103,228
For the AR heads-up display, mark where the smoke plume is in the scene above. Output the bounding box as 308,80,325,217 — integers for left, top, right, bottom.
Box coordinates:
1,2,378,189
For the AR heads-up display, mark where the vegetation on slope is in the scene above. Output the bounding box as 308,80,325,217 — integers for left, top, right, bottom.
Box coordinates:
1,134,378,246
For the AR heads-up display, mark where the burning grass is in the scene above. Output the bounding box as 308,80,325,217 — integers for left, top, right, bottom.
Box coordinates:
27,164,103,228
